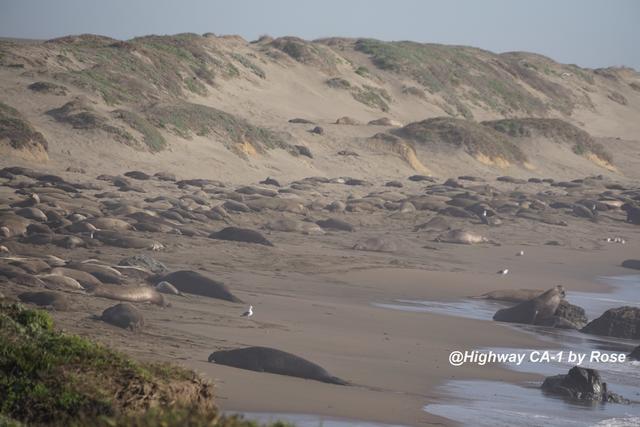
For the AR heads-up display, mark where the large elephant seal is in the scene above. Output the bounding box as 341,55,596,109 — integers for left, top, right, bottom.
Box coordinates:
91,285,168,307
50,267,103,291
97,303,144,331
155,270,242,302
493,285,566,325
209,227,274,246
208,346,348,385
18,291,70,311
472,289,544,303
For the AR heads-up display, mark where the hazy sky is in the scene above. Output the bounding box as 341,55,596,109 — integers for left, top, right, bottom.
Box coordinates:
1,0,638,70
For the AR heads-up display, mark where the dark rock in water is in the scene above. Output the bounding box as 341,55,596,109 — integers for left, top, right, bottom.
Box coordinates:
118,254,168,274
260,177,281,187
621,203,640,225
408,175,435,182
628,345,640,361
621,259,640,270
542,366,629,404
553,300,588,329
316,218,354,232
210,227,274,246
99,303,144,331
157,270,242,302
294,145,313,158
581,306,640,339
385,180,403,188
124,170,151,180
18,291,69,310
208,346,348,385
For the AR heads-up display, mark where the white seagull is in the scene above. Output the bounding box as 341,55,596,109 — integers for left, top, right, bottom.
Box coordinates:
241,305,254,318
497,269,509,275
516,250,524,256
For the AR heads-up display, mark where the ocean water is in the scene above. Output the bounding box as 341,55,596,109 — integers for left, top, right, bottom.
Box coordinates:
236,412,406,427
375,275,640,426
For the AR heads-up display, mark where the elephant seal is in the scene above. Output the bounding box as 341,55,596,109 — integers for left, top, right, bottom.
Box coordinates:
38,274,84,291
50,267,103,291
316,218,355,232
209,227,274,246
353,237,398,253
155,270,242,302
93,230,164,250
155,281,185,297
97,303,144,331
91,285,168,307
66,262,123,284
493,285,566,325
208,346,348,385
118,254,168,274
472,289,544,303
435,229,496,245
18,291,70,311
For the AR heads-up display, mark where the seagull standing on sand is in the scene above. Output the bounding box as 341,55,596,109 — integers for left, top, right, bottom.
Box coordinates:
516,250,524,256
241,305,253,318
497,269,509,275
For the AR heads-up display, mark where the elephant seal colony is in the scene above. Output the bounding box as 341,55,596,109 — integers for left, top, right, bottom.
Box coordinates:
1,163,640,425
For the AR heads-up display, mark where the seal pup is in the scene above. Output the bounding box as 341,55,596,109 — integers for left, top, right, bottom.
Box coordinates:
493,285,566,325
208,346,348,385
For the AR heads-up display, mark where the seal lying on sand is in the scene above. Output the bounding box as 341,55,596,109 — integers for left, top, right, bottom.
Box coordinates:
18,291,69,311
493,285,565,325
435,229,496,245
209,227,274,246
91,285,168,307
208,346,348,385
97,303,144,331
155,270,242,302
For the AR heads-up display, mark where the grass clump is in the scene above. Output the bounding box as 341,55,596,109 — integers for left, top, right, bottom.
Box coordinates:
231,53,266,79
326,77,351,90
482,118,612,164
146,102,294,155
267,37,337,72
0,101,48,151
352,85,391,112
392,117,527,164
113,109,167,152
355,66,370,77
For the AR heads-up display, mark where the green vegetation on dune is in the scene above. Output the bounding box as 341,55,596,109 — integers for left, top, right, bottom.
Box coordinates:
392,117,527,164
325,78,391,111
146,102,295,156
354,38,580,116
112,109,167,152
482,118,613,164
48,33,240,105
0,303,291,427
266,37,338,71
0,101,48,151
